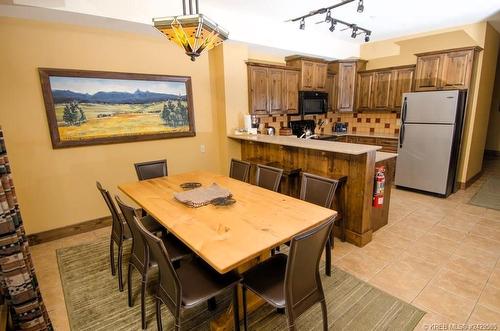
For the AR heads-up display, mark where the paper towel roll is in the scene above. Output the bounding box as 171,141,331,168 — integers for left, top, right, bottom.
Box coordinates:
244,114,252,130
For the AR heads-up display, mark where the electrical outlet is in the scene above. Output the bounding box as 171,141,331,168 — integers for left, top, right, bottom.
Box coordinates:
200,144,206,153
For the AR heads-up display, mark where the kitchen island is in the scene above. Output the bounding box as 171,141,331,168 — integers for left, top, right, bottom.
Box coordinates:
229,134,397,247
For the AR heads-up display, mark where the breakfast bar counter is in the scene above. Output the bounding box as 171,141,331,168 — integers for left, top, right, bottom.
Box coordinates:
229,134,396,247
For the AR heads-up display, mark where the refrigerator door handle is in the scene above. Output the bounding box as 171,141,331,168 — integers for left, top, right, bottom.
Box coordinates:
401,97,407,123
399,123,405,148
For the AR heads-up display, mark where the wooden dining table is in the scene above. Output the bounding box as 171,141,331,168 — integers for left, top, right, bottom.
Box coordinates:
119,170,336,330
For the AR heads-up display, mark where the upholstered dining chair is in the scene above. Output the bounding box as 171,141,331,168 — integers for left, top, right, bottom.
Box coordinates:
241,218,334,331
229,159,251,182
134,215,241,331
255,164,283,192
115,196,191,330
299,172,341,277
134,159,168,180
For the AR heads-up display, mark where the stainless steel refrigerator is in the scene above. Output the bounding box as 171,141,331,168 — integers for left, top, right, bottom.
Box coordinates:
395,90,467,197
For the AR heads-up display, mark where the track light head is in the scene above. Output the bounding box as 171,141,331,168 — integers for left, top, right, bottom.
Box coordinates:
364,32,371,42
351,25,358,38
299,18,305,30
325,10,332,22
357,0,364,13
329,19,337,32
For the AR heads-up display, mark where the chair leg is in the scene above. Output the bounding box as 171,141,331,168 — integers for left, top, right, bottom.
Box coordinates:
233,286,240,331
109,239,115,276
325,238,332,277
155,297,163,331
141,275,147,330
207,297,217,311
320,300,328,331
127,264,133,307
286,310,296,331
242,286,248,331
341,218,346,242
117,243,124,292
174,312,181,331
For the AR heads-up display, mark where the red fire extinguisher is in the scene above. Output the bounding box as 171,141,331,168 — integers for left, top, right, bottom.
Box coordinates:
373,166,385,208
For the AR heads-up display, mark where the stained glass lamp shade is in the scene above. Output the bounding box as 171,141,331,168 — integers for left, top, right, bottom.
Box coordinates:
153,14,229,61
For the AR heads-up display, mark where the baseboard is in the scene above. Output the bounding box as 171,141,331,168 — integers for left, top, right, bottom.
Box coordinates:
457,169,484,190
27,216,111,246
485,149,500,159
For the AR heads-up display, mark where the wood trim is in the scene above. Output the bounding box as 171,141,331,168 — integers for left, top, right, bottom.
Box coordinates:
358,64,416,73
457,169,484,190
27,216,111,246
414,46,483,57
284,55,329,63
246,61,300,71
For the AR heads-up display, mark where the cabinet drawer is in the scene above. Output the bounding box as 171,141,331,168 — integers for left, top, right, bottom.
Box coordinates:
355,137,377,145
376,138,398,147
380,146,398,153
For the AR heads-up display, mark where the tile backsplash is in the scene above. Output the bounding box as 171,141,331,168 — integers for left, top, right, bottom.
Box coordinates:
257,111,401,135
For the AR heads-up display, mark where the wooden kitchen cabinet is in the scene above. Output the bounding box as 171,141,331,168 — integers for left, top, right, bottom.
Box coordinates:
284,70,300,114
329,60,367,112
415,47,481,91
285,56,328,91
391,67,414,109
247,62,300,115
372,71,393,109
356,72,374,110
325,73,337,111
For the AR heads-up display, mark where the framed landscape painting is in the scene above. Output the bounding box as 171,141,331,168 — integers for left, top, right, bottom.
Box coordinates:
39,68,195,148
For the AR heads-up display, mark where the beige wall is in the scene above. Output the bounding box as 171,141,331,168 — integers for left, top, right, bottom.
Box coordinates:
361,22,500,183
0,18,223,234
486,52,500,152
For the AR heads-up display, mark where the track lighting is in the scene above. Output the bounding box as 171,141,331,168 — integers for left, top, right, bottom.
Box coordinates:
364,32,371,42
351,25,358,38
357,0,364,13
325,10,332,22
299,18,305,30
329,19,337,32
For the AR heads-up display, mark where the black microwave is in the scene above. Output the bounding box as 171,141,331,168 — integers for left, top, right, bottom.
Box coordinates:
299,91,328,115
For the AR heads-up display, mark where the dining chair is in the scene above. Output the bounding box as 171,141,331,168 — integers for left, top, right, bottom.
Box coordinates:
134,215,241,331
115,196,192,330
241,218,334,331
299,172,342,277
229,159,251,182
96,181,131,292
255,164,283,192
134,159,168,180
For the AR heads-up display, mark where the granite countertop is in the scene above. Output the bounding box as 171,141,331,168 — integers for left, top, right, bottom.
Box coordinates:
376,152,398,163
228,134,381,155
336,132,400,140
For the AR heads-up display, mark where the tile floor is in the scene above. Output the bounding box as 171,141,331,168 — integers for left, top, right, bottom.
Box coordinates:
30,158,500,330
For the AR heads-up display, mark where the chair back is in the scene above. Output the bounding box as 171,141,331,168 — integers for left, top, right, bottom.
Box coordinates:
255,164,283,192
115,196,148,270
229,159,250,182
96,181,127,240
299,173,339,208
134,215,181,313
285,218,334,318
134,159,168,180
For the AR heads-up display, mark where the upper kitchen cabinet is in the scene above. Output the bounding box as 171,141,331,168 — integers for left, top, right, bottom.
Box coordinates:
247,62,300,115
414,47,482,91
354,65,415,111
285,56,328,92
325,73,337,112
329,60,367,112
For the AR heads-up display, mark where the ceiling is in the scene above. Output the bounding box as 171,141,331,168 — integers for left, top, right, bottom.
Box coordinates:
5,0,500,59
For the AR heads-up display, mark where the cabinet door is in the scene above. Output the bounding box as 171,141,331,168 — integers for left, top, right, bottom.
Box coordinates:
325,74,337,111
356,72,374,110
313,63,328,91
391,68,414,109
248,66,268,114
337,63,356,112
372,71,392,109
415,54,444,91
268,69,285,114
301,61,315,90
284,70,299,114
441,50,474,89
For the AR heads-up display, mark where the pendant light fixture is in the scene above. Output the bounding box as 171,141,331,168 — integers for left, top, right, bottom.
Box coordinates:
153,0,229,61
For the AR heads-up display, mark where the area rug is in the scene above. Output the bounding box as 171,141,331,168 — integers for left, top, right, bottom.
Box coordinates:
469,177,500,210
56,239,425,330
